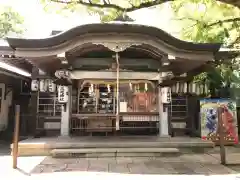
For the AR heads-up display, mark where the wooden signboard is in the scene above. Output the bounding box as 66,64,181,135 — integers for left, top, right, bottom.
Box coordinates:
200,98,238,145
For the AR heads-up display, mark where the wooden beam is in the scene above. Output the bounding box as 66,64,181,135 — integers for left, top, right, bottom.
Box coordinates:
0,68,29,80
71,70,161,80
170,61,206,76
159,76,191,87
71,58,162,69
159,64,214,87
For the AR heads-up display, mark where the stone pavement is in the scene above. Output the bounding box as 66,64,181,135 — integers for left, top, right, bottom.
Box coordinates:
1,141,240,179
30,154,238,175
0,154,240,180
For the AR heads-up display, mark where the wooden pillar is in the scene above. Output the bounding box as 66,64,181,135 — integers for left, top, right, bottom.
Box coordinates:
29,67,39,136
12,105,20,169
218,107,226,165
158,78,162,136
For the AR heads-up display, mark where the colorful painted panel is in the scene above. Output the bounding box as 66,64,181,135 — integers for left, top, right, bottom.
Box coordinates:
200,98,238,144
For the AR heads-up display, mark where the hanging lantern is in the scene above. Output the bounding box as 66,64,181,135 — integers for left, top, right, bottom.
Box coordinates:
129,82,132,91
188,82,192,93
192,83,196,94
137,84,140,92
54,69,72,86
196,84,200,95
48,79,56,93
162,87,171,104
58,86,69,103
171,84,176,93
204,83,209,95
200,84,204,95
144,83,148,92
176,82,179,93
183,83,188,93
107,84,111,93
179,82,184,93
88,84,94,94
55,69,71,79
167,88,171,103
31,80,39,91
39,79,47,92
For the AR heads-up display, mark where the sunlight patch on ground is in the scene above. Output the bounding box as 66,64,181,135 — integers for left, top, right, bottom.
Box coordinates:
0,155,46,177
32,171,240,180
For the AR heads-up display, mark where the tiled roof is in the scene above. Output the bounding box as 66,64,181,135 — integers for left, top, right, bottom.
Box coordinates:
5,23,221,53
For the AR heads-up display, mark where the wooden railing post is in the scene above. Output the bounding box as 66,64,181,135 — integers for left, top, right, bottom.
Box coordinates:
218,106,226,165
12,105,20,169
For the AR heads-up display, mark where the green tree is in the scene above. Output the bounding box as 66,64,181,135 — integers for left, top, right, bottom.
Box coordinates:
171,0,240,97
43,0,240,12
42,0,240,45
42,0,240,98
171,1,240,47
0,6,24,38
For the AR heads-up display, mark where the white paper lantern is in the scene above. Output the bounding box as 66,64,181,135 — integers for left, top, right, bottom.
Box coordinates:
176,82,179,93
31,80,39,91
39,79,47,92
161,87,171,104
183,83,188,93
58,86,68,103
48,79,56,93
192,83,196,94
205,83,209,95
171,84,176,93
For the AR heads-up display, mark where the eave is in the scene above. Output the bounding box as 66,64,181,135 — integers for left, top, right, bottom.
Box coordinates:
6,23,221,53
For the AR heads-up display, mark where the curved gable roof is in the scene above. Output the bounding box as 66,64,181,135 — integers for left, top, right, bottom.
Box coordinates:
6,23,221,53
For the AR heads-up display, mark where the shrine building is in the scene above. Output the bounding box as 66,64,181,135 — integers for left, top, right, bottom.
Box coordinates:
0,22,235,138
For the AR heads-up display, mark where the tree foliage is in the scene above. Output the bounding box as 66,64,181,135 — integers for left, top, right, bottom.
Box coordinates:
42,0,240,22
0,6,24,38
171,0,240,47
43,0,240,12
42,0,240,98
171,0,240,97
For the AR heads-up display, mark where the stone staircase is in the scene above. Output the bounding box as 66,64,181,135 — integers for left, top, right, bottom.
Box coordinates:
51,147,180,158
13,136,215,157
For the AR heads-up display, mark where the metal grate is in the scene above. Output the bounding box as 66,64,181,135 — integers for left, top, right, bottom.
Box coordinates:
37,92,62,130
71,115,115,136
169,95,188,135
37,93,62,116
70,114,159,136
72,81,159,136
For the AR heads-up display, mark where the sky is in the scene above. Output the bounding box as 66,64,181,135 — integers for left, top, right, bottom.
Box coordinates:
1,0,177,38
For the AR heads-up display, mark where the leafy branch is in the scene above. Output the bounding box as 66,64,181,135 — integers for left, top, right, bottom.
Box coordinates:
174,17,240,28
0,7,24,38
49,0,173,12
47,0,240,13
207,17,240,27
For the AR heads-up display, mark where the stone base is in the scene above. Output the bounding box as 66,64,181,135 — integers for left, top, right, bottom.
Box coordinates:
51,147,180,158
12,136,215,157
159,135,171,138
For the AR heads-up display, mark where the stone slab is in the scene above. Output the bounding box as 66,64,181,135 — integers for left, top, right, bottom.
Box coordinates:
13,137,215,156
51,147,179,154
51,148,180,158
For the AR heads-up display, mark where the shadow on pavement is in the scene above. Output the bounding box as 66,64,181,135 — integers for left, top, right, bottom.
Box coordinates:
0,141,11,156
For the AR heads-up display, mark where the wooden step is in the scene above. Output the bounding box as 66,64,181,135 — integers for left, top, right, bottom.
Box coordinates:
51,147,180,158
